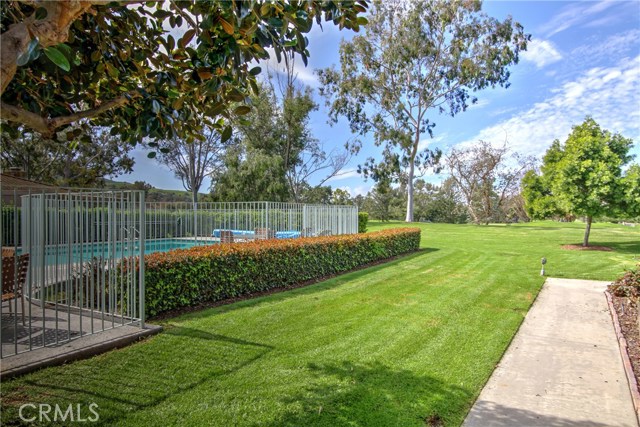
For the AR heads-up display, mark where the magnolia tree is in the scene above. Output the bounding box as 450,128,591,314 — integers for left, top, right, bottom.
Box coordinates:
0,0,368,144
318,0,529,222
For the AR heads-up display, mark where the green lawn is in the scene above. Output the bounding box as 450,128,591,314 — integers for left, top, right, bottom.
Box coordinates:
2,221,638,426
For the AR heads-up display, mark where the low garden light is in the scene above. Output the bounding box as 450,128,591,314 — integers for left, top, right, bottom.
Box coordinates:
541,257,547,276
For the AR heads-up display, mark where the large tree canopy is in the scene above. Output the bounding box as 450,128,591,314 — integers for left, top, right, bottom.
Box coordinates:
149,127,225,203
318,0,529,222
211,64,349,203
522,118,636,246
446,141,532,225
0,0,368,143
1,125,134,187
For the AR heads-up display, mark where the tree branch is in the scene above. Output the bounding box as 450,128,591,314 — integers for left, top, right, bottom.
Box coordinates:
2,1,146,95
1,96,129,136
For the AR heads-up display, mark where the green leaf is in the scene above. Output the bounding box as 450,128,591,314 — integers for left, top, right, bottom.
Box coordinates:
151,100,161,114
207,103,225,117
56,43,72,56
221,125,232,143
219,17,235,35
233,105,251,115
172,97,184,110
147,151,157,159
249,79,260,94
227,89,245,102
249,66,262,76
179,29,196,49
44,46,70,71
106,63,119,78
17,39,39,67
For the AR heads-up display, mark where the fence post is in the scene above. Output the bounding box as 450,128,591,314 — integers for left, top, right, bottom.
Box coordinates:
139,191,145,328
266,201,270,231
193,201,198,242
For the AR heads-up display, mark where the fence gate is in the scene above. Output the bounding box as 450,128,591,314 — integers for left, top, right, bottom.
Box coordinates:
1,189,145,359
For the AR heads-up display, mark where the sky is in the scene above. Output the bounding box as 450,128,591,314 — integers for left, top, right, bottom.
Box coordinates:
120,0,640,196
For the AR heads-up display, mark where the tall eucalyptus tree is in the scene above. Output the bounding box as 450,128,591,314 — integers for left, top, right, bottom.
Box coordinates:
319,0,529,221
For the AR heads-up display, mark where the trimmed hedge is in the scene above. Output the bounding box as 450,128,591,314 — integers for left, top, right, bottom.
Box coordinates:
142,227,420,317
358,212,369,233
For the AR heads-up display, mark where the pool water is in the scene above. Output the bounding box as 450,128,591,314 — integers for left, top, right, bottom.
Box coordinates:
20,238,212,265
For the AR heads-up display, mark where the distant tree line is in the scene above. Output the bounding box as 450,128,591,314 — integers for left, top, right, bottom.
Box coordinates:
1,125,134,188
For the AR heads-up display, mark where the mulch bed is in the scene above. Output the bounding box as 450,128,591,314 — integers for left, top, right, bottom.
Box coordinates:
149,249,424,322
561,244,613,251
609,294,640,387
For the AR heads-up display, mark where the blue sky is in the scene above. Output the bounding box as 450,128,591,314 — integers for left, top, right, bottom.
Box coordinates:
122,0,640,195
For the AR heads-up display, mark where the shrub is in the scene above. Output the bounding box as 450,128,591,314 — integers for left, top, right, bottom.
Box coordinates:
358,212,369,233
142,228,420,317
609,264,640,298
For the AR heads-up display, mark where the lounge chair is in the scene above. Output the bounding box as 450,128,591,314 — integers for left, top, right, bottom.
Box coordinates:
275,231,302,239
219,230,234,243
2,254,29,324
254,228,275,240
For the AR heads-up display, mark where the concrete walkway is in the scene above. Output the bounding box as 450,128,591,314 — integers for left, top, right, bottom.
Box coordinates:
464,278,638,427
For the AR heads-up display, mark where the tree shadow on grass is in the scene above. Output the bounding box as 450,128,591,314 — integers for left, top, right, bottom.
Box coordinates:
163,325,275,349
578,241,640,255
1,327,273,426
256,360,472,427
465,400,610,427
173,249,440,322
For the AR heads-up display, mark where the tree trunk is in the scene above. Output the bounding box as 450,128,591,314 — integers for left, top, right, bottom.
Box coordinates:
583,215,592,247
405,132,421,223
405,160,415,222
192,188,198,204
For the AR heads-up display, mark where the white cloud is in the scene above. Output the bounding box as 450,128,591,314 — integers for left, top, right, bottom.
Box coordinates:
417,134,447,152
571,29,640,65
352,185,372,196
468,98,491,110
489,106,520,118
522,40,563,68
539,1,619,37
261,48,319,87
455,55,640,158
336,185,372,197
325,168,360,182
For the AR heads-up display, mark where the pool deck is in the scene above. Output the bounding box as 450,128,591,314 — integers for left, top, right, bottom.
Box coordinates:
1,299,161,379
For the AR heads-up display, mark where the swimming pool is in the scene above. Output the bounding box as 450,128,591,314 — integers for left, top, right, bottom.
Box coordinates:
19,238,213,265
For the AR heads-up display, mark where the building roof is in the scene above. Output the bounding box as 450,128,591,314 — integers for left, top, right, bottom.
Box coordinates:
1,173,57,194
